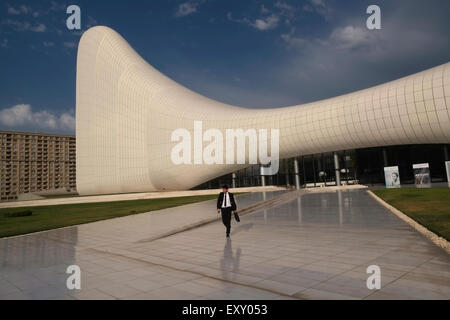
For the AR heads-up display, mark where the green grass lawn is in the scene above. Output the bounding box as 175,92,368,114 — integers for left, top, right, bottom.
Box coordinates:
373,188,450,241
0,194,221,238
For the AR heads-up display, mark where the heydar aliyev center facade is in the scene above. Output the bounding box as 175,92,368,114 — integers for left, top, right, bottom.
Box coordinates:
76,26,450,195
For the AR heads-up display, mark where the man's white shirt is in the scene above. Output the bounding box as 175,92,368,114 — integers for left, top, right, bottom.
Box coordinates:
222,192,231,208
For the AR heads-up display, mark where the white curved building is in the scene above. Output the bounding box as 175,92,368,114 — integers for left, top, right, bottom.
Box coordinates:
76,26,450,195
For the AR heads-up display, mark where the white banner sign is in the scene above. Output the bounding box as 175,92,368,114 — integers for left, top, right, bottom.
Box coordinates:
384,166,400,188
412,163,429,169
413,162,430,187
445,161,450,184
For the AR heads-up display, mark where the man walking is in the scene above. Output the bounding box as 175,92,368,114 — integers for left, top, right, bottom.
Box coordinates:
217,185,237,237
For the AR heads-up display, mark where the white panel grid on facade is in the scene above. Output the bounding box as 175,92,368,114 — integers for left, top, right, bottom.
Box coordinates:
76,26,450,195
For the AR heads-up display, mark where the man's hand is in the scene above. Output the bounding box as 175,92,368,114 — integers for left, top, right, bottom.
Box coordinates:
217,209,221,214
233,211,237,214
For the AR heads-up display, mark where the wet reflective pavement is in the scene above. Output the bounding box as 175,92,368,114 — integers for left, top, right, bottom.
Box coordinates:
1,189,449,299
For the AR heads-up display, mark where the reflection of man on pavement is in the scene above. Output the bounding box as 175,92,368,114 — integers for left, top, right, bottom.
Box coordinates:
220,238,241,281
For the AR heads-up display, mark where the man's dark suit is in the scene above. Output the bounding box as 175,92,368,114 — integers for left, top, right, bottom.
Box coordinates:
217,192,237,236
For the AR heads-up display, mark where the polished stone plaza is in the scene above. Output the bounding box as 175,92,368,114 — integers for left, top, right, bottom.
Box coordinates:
0,189,449,299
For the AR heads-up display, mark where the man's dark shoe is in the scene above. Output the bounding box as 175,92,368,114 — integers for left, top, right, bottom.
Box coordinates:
226,233,230,237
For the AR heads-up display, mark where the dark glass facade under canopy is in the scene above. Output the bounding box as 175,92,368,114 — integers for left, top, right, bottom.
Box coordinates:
194,144,450,189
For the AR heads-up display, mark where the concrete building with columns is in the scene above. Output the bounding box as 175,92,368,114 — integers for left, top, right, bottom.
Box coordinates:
76,26,450,195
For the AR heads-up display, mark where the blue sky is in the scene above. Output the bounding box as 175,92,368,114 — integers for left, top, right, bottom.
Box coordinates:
0,0,449,134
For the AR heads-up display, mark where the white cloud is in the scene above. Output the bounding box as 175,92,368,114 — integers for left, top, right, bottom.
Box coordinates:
7,6,21,15
274,1,294,12
7,5,31,15
273,3,450,105
329,25,376,51
280,24,381,54
2,19,47,32
227,12,279,31
281,28,305,47
59,113,76,132
63,42,77,49
190,1,450,108
86,16,98,28
30,23,46,32
2,19,30,31
50,1,66,12
0,104,75,133
19,5,31,14
251,14,279,31
305,0,332,18
174,2,199,17
43,41,54,47
309,0,326,6
228,1,297,31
